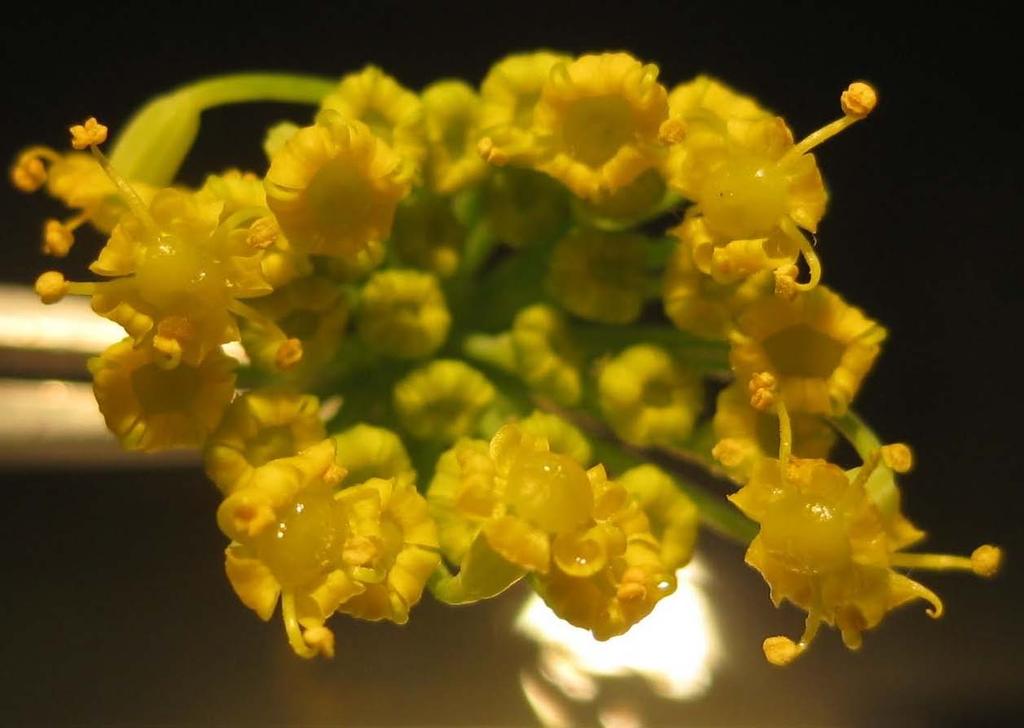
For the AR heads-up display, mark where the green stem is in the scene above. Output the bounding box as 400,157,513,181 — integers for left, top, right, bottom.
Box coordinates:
829,410,881,461
109,72,335,187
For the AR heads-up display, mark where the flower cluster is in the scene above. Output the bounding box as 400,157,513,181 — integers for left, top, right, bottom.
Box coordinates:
13,53,998,664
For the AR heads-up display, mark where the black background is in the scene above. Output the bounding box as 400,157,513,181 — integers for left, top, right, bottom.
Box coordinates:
1,2,1022,725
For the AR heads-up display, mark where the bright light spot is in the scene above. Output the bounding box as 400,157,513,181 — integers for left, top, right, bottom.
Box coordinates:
516,559,720,701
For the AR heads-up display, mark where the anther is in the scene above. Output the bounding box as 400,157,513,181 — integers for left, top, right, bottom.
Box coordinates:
42,219,75,257
477,137,508,166
712,438,746,468
246,216,279,250
34,271,69,304
275,338,304,370
763,636,801,666
302,624,336,659
69,117,108,150
10,151,49,192
749,371,777,411
773,265,800,301
971,545,1002,578
658,117,687,145
841,82,878,118
880,443,914,473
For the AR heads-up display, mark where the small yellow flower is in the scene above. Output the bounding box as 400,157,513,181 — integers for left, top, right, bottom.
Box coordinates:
712,381,836,478
219,440,359,658
422,79,487,194
393,360,496,443
518,410,592,466
241,275,349,381
332,476,440,624
356,269,451,359
666,82,877,290
331,423,414,486
478,167,570,247
389,191,467,277
571,168,674,230
80,186,272,369
662,229,771,341
320,65,428,173
88,338,236,451
477,50,572,166
532,466,676,640
547,227,649,324
598,344,702,448
661,75,770,200
616,465,698,571
204,388,326,495
730,286,886,415
531,52,669,201
730,451,1001,664
264,112,410,260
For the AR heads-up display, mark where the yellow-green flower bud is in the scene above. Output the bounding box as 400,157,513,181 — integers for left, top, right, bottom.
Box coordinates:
393,360,496,442
547,227,648,324
357,270,451,358
331,423,414,486
598,344,702,447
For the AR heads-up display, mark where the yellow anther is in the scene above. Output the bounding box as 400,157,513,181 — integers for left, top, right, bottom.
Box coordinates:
658,117,687,145
748,371,777,411
711,438,746,468
840,81,878,118
69,117,108,150
275,338,304,371
763,636,802,666
323,463,347,487
246,216,279,249
971,545,1002,578
10,151,48,192
477,136,508,166
880,443,914,473
342,535,379,567
42,219,74,257
302,625,336,659
773,264,800,301
34,271,68,304
615,566,649,602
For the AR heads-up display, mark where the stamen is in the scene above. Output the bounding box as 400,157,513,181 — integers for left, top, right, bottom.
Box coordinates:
880,443,914,473
779,218,822,292
780,81,878,164
41,213,88,257
275,339,304,371
748,371,777,411
281,592,317,659
10,147,59,192
891,545,1003,579
849,450,883,491
763,614,820,666
658,117,687,145
34,271,69,304
776,398,793,465
69,117,108,150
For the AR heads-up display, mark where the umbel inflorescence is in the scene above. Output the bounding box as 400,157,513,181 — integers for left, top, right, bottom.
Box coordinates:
14,51,1001,665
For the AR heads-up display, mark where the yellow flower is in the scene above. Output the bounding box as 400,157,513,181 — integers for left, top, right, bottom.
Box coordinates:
331,423,414,486
241,275,349,381
220,440,359,658
264,112,410,260
54,182,275,370
356,269,451,359
530,52,669,201
518,410,592,466
319,65,427,173
712,381,836,479
616,465,698,571
662,229,771,341
393,360,496,443
477,50,572,166
598,344,702,448
88,338,236,451
532,463,677,640
547,227,649,324
662,75,770,200
730,452,1001,664
477,167,570,247
204,388,326,495
389,191,467,277
422,80,487,194
428,424,597,575
729,286,886,415
665,82,877,290
464,304,582,406
332,476,440,624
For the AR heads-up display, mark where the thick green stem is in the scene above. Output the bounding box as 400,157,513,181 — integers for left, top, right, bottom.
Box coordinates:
109,72,335,187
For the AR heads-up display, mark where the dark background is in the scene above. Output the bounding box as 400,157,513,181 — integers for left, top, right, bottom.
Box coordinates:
2,2,1021,725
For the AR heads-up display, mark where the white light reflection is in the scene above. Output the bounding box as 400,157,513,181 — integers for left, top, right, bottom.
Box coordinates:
516,559,720,701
